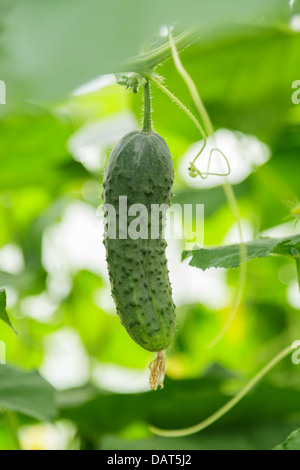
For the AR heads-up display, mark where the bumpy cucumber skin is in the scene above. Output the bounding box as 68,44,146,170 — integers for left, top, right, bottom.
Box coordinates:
102,130,176,352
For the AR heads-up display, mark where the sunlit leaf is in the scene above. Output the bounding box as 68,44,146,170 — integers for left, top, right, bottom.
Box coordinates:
0,289,16,333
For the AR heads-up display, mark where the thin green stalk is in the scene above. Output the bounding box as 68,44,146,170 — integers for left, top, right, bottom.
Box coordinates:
147,74,230,181
5,411,22,450
142,79,152,133
168,27,213,136
122,22,294,77
167,28,247,347
150,343,294,437
146,74,207,145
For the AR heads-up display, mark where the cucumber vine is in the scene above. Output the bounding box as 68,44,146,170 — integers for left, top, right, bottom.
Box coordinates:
115,26,299,436
150,343,294,437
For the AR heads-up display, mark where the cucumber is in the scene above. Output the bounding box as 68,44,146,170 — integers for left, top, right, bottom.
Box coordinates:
102,129,176,352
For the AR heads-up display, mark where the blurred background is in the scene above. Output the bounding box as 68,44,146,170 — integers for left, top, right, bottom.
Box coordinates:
0,0,300,450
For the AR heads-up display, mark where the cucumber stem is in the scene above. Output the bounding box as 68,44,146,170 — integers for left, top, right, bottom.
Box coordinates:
142,79,152,133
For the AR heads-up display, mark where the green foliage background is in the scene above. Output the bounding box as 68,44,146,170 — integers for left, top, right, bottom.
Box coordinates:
0,0,300,450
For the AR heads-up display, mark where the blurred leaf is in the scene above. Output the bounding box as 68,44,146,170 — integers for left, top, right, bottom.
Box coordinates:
0,0,289,103
22,197,70,274
173,181,249,218
58,365,300,436
264,126,300,203
274,428,300,450
182,234,300,270
0,289,16,333
0,365,57,421
0,423,16,450
0,107,89,190
101,422,300,450
0,271,43,297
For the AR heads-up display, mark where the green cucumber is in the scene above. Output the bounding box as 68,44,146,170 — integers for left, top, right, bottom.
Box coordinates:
102,81,176,354
102,130,175,351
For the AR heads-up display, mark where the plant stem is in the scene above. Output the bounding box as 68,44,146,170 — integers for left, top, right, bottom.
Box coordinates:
142,79,152,133
121,22,294,76
168,27,213,136
150,343,294,437
167,27,247,347
5,411,22,450
296,257,300,293
146,74,207,143
208,183,247,348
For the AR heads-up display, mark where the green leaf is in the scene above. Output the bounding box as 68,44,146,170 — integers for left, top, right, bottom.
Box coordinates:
0,0,290,103
101,422,299,451
0,365,57,421
182,234,300,270
0,289,16,334
274,428,300,450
